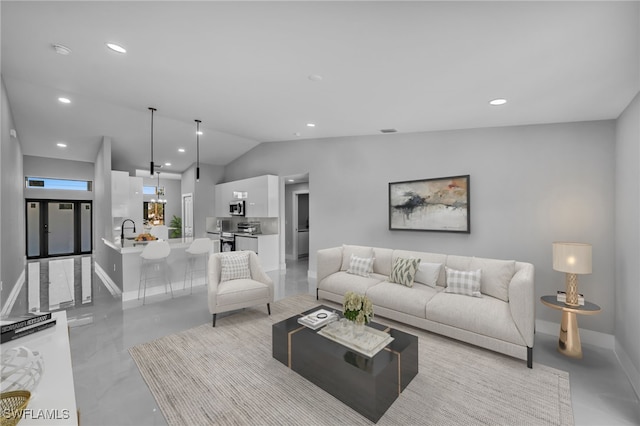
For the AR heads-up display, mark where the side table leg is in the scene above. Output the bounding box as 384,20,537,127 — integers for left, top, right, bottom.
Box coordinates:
558,311,582,358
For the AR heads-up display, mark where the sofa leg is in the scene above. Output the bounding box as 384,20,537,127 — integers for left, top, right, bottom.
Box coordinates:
267,303,271,315
212,314,217,327
527,346,533,368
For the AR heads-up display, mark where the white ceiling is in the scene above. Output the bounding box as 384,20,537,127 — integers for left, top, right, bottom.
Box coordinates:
2,1,638,174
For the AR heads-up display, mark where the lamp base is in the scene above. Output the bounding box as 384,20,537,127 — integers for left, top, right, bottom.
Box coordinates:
565,273,580,306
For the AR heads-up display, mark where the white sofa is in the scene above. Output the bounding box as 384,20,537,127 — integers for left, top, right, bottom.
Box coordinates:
317,245,535,368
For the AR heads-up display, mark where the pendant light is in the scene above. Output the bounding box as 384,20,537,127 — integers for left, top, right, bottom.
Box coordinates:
195,119,201,182
149,107,157,176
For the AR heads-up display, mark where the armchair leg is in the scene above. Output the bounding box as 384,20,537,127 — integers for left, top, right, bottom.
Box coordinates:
267,303,271,315
527,346,533,369
212,314,217,327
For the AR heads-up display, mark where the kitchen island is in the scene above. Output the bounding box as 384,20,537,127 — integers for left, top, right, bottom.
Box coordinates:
100,237,214,302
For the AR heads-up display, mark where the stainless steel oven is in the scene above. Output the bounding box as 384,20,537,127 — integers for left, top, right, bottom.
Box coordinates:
220,232,235,252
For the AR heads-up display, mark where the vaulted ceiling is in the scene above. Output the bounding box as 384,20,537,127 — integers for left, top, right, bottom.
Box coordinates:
2,1,638,173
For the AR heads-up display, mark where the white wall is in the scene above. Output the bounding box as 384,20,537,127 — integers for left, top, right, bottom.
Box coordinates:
0,76,24,307
225,120,617,334
615,91,640,396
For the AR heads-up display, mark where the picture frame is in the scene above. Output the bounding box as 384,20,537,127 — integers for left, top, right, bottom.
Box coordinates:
388,175,470,233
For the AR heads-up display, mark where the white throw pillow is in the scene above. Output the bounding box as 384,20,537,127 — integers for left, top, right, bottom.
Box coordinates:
445,267,482,298
346,254,375,278
469,257,515,302
220,252,251,282
415,262,442,288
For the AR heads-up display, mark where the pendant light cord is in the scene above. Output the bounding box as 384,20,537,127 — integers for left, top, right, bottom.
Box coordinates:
195,119,201,182
149,107,157,176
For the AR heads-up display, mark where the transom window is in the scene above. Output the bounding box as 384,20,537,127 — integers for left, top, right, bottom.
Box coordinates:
26,177,92,191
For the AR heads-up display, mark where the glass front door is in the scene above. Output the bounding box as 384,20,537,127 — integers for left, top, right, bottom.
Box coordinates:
26,200,93,258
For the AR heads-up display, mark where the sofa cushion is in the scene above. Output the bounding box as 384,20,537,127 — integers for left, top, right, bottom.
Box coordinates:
389,257,420,287
346,254,374,277
319,271,386,296
216,279,269,307
340,245,374,271
470,257,515,302
394,250,448,286
415,262,442,288
426,292,524,345
220,251,251,282
366,281,441,319
445,267,482,297
372,248,394,276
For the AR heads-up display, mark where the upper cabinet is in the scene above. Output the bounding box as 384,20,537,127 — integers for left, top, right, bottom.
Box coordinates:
215,175,279,218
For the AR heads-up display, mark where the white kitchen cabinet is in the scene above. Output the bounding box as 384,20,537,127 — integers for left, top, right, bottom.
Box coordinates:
235,235,258,252
111,170,130,217
235,234,279,271
215,175,279,218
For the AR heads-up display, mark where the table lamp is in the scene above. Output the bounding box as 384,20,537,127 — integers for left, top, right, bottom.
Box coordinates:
552,242,592,306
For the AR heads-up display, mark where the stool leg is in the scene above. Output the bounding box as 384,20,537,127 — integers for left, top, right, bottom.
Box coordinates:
165,260,174,298
183,256,189,291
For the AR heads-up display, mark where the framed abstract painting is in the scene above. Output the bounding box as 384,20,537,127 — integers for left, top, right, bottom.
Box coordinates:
388,175,470,233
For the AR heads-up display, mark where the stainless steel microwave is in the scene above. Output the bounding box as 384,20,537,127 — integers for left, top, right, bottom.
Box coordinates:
229,200,245,216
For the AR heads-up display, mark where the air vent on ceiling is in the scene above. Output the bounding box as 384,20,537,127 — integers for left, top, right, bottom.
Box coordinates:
380,128,398,134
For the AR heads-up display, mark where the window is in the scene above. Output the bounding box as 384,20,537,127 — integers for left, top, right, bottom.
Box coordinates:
26,177,92,191
143,185,157,195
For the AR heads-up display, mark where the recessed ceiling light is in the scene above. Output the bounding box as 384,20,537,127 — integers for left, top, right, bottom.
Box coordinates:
56,142,67,148
288,179,295,182
489,98,507,106
178,148,185,153
106,43,127,54
306,123,316,127
52,44,72,55
58,97,71,104
308,74,323,82
164,162,171,166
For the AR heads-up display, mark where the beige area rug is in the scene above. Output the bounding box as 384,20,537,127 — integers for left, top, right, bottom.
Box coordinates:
129,294,573,425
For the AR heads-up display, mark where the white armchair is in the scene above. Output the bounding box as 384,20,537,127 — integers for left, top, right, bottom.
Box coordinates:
207,251,274,327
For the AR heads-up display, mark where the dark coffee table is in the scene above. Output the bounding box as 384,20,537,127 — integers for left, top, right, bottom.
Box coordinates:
272,305,418,423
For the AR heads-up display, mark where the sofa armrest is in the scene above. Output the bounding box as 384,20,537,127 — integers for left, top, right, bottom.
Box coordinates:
317,247,343,285
248,251,274,302
207,254,222,314
508,262,535,348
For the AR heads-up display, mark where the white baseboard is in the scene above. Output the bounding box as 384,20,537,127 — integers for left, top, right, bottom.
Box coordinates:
94,262,122,297
535,319,615,350
0,269,25,318
615,339,640,400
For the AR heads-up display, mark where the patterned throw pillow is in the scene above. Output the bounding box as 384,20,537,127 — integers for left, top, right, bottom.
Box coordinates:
445,267,482,297
389,257,421,287
220,252,251,282
346,254,374,277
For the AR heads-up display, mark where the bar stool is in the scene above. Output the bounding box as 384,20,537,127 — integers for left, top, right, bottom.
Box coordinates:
138,240,173,304
183,238,212,293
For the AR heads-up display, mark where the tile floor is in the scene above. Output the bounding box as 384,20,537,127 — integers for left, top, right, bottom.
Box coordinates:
8,255,640,425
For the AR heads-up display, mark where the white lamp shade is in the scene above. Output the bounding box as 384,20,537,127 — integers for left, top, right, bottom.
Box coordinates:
552,242,592,274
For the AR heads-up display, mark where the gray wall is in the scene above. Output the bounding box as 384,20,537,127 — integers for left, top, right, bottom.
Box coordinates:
225,120,617,335
181,163,225,238
23,155,94,201
94,137,112,273
615,91,640,392
1,76,24,306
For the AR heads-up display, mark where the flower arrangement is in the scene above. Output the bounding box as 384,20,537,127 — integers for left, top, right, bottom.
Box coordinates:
342,291,374,325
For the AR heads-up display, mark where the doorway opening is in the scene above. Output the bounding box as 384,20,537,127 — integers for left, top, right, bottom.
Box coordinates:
25,199,93,259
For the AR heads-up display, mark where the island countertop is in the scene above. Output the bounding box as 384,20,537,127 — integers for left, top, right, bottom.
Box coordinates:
102,236,195,254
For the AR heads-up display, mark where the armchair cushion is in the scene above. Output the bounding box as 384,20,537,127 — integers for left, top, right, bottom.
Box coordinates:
220,251,251,282
217,279,270,306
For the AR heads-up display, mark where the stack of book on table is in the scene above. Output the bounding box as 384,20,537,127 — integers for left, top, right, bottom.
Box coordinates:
1,312,56,343
297,309,339,330
557,290,585,305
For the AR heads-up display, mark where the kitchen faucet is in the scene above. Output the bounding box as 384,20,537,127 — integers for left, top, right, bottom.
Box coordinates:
121,219,136,241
